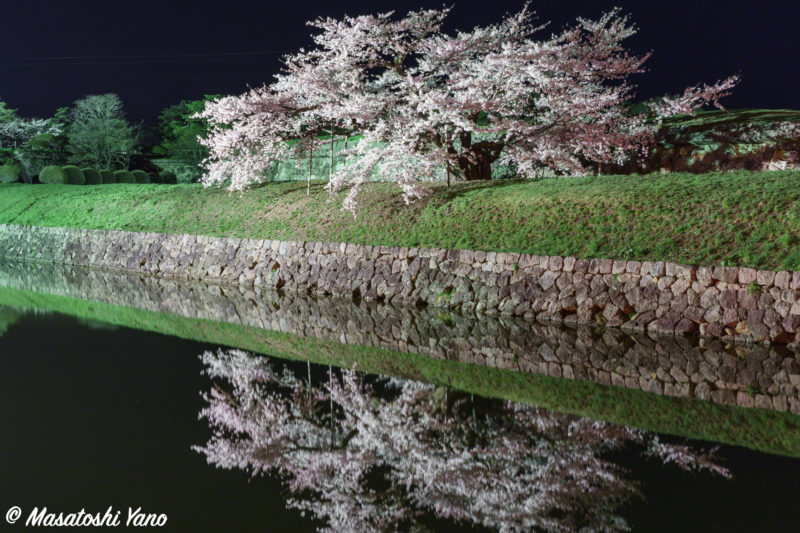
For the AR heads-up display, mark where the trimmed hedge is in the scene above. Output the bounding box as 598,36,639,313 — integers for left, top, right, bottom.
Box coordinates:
38,166,68,184
100,170,116,184
0,163,20,183
148,172,161,184
131,170,150,184
61,165,86,185
113,170,135,183
82,168,102,185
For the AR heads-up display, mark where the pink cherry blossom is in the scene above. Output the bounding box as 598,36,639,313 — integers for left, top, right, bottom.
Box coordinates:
198,5,738,211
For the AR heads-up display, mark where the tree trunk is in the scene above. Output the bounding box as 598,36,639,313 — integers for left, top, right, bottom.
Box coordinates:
457,153,495,180
329,131,334,181
307,149,312,195
454,133,503,181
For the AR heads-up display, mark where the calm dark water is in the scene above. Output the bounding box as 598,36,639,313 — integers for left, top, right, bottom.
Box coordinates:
1,307,799,532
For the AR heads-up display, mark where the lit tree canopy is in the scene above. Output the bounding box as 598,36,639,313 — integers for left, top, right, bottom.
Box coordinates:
0,117,62,148
198,5,738,210
67,93,139,170
0,94,62,149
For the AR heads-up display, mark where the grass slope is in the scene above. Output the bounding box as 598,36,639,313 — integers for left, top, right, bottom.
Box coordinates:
658,108,800,129
1,285,798,457
1,170,800,270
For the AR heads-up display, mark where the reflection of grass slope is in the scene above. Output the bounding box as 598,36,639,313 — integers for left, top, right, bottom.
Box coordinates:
0,305,22,337
3,168,800,270
2,284,798,457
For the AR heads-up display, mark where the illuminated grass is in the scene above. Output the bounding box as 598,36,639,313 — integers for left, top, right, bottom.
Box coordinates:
1,169,800,269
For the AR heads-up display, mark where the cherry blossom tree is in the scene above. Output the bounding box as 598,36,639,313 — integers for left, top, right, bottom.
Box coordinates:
198,4,738,211
194,349,730,533
0,117,62,148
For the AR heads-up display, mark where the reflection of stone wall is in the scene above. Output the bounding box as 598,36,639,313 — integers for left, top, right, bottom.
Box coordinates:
1,223,800,346
1,260,798,414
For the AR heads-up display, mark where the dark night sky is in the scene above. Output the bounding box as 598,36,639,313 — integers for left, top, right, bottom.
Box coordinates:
1,0,797,123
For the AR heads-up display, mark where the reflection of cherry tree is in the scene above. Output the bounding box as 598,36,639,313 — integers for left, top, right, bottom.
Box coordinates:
195,349,730,532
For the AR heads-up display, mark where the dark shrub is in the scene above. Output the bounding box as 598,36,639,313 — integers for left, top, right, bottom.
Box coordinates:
131,169,150,184
148,172,161,183
113,170,135,183
28,133,57,147
100,170,116,184
39,165,68,184
0,163,20,183
82,168,102,185
61,165,86,185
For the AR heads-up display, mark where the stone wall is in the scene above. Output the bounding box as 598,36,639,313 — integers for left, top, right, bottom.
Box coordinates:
1,223,800,347
1,260,798,414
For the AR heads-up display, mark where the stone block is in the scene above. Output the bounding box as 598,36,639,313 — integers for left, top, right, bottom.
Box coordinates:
712,266,738,283
719,289,739,309
625,261,642,273
671,278,691,295
699,286,720,308
573,258,590,273
538,271,558,291
756,270,776,286
738,267,757,284
646,262,664,277
775,271,792,289
696,266,713,286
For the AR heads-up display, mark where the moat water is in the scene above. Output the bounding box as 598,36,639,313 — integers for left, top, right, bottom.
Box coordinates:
0,262,799,531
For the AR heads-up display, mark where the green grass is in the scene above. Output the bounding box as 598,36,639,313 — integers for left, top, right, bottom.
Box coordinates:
2,169,800,270
2,284,799,457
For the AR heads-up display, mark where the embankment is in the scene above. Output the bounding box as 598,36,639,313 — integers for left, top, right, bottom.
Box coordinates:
1,223,800,346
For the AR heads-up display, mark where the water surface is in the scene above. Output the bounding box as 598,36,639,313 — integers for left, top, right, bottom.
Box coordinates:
1,262,799,531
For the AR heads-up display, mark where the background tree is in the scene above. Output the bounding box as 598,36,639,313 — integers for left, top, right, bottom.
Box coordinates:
0,94,18,125
67,93,139,170
152,95,220,182
0,94,66,178
199,5,738,211
0,118,63,148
